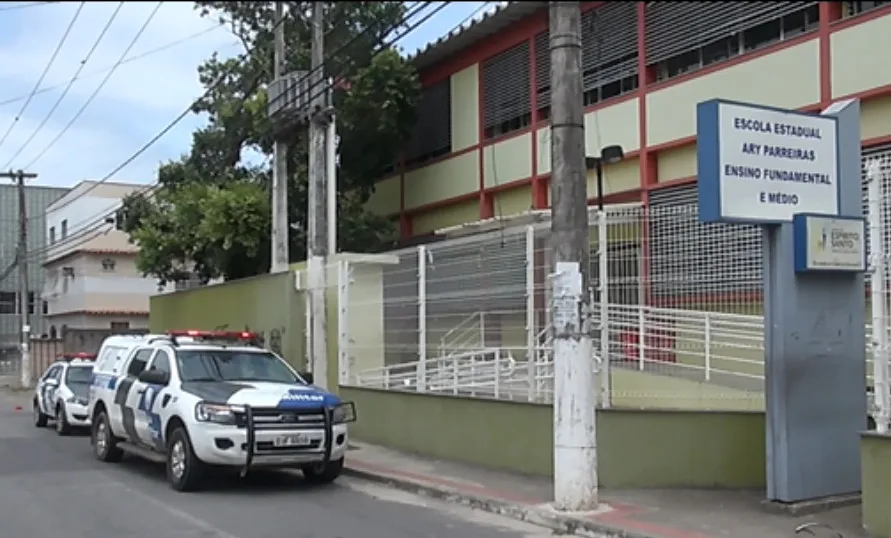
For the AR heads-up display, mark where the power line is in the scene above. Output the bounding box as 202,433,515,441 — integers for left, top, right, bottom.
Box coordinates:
0,24,230,110
0,1,85,153
0,2,54,12
3,2,124,170
22,1,162,170
24,1,447,263
34,1,431,219
20,1,450,264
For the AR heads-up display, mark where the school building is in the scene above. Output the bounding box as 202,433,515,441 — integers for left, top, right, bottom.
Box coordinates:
366,1,891,240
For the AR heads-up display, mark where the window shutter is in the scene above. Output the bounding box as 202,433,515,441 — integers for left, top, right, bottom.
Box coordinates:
406,80,452,163
646,2,818,64
534,32,550,111
482,42,531,130
581,2,638,89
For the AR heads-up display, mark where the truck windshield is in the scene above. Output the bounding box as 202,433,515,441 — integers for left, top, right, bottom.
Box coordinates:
65,365,93,385
175,349,301,384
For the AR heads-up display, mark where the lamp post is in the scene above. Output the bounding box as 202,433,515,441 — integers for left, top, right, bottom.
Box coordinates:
585,145,625,209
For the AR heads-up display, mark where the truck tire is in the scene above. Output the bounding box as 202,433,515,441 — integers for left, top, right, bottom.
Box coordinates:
302,457,344,484
92,410,124,462
167,426,206,492
33,399,48,428
55,403,72,436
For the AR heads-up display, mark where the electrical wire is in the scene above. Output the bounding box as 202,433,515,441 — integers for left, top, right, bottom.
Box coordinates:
3,2,124,170
21,2,162,171
0,24,230,110
0,1,85,153
31,1,432,219
0,2,54,12
19,1,452,264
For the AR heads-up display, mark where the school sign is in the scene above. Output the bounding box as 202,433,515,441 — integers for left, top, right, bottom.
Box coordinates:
696,99,840,224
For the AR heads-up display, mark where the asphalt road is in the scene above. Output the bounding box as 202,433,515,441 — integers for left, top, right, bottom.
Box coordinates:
0,391,550,538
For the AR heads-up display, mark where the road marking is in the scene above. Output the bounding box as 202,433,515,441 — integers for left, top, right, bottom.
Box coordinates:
117,484,244,538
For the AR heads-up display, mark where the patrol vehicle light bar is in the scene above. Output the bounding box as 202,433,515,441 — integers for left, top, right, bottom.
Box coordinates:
166,330,260,346
61,352,96,361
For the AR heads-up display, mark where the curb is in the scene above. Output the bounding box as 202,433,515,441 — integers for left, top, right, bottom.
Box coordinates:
343,465,658,538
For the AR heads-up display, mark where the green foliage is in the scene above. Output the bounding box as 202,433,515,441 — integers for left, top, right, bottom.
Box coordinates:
121,1,419,283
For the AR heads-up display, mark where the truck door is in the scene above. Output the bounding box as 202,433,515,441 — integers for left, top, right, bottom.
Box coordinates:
110,348,152,440
132,349,172,450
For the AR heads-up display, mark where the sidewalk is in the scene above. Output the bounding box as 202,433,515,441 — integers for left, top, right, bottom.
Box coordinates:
343,442,867,538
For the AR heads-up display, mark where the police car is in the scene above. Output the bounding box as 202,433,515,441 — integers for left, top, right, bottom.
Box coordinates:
34,352,95,435
88,330,356,492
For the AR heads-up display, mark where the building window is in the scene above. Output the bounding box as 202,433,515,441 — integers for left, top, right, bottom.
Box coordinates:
42,300,48,315
535,2,638,121
647,2,819,83
101,258,116,272
0,292,14,314
534,32,550,120
27,292,34,315
580,3,639,106
482,41,531,140
844,1,890,17
61,219,68,239
49,226,56,244
110,321,130,332
404,79,452,168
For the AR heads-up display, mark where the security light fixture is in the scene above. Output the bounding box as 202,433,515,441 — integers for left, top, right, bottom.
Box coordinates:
585,145,626,210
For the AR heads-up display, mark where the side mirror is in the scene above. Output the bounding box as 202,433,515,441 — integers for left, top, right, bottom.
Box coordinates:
299,371,314,385
44,379,59,387
138,369,170,385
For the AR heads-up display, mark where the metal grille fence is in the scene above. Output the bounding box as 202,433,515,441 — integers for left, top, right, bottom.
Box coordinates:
338,147,891,414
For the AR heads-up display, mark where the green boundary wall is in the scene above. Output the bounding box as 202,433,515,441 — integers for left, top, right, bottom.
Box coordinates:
341,386,766,489
149,270,307,370
862,432,891,537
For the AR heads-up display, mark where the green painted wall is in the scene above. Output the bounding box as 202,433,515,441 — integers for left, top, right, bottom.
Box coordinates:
149,271,306,370
862,432,891,537
341,386,766,489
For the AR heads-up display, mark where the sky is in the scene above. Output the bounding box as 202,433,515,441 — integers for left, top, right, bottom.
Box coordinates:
0,1,490,189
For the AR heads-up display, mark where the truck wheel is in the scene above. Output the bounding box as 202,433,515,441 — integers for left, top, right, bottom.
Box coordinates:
55,404,72,436
302,458,344,484
92,410,124,462
167,426,206,492
33,399,48,428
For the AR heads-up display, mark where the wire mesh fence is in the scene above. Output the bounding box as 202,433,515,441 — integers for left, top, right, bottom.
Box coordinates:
338,145,891,413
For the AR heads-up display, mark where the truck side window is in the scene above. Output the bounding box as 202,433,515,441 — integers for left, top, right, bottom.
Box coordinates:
148,350,171,375
127,349,154,377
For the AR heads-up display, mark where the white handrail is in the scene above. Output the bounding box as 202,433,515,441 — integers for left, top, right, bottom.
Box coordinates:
438,312,480,356
354,301,890,403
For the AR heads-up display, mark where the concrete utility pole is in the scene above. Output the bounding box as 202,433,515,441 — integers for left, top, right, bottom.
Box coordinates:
326,95,337,254
270,0,290,273
1,169,37,388
307,1,330,389
548,2,598,512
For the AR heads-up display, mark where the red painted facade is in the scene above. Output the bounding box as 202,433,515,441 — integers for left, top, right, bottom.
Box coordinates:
396,2,891,240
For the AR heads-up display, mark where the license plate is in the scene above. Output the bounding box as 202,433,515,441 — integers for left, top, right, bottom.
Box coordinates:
273,434,311,448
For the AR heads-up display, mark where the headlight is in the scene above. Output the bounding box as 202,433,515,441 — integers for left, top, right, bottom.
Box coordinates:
331,402,357,424
66,396,88,405
194,402,239,425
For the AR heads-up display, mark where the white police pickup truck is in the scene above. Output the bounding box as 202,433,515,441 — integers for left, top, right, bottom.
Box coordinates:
88,330,356,491
34,352,95,435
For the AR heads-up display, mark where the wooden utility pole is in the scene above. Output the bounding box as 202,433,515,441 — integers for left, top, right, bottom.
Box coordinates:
548,2,598,511
1,169,37,388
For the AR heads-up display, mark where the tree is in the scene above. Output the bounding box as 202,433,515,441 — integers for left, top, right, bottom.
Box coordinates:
120,2,420,284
